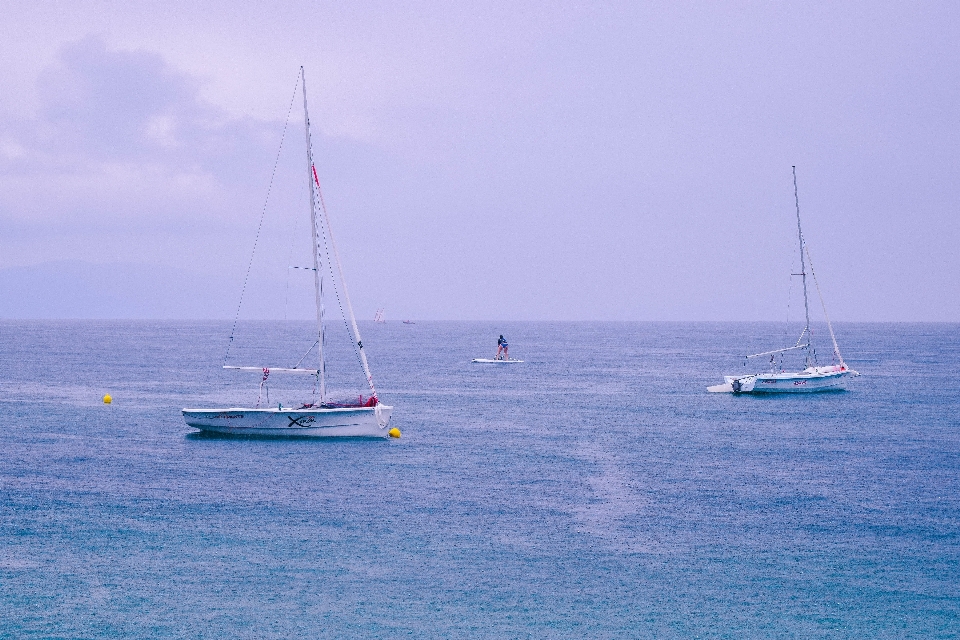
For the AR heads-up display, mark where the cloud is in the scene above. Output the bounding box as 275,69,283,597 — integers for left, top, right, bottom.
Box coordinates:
0,37,415,320
1,5,959,321
37,37,200,161
0,37,282,240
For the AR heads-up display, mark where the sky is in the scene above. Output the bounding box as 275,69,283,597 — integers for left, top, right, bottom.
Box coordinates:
1,1,958,321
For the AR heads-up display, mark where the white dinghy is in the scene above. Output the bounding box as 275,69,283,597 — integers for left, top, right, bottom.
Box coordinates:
708,167,859,394
183,68,393,437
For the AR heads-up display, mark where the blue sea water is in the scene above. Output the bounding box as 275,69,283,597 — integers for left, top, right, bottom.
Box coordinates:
1,320,958,638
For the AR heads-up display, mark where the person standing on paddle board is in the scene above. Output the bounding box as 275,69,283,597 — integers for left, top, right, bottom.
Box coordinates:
497,335,509,360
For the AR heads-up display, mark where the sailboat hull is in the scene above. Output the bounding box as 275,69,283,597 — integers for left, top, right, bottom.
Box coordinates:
182,405,393,437
710,367,858,394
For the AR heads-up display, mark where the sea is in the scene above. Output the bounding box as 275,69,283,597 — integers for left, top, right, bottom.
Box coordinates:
1,320,958,638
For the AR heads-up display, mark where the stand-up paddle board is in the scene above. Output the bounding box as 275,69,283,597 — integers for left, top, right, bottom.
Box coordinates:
472,358,523,364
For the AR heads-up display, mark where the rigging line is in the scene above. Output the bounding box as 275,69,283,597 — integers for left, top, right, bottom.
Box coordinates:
312,174,367,380
224,72,302,366
294,339,321,369
312,167,377,397
804,243,845,366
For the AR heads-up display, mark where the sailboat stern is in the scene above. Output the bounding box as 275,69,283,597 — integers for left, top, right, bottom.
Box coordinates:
707,375,757,393
707,382,734,393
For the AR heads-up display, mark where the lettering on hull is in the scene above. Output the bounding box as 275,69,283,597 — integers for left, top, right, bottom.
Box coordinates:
288,415,316,428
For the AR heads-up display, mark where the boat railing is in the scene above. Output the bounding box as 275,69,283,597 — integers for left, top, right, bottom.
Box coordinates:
745,344,808,359
223,366,320,374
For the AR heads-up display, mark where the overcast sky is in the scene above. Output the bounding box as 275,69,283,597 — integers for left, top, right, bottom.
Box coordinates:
1,1,958,321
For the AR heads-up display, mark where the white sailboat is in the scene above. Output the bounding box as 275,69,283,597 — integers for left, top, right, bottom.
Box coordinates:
708,167,859,394
183,68,394,436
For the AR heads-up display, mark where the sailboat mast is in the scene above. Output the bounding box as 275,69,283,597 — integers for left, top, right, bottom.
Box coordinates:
792,166,813,366
302,66,326,401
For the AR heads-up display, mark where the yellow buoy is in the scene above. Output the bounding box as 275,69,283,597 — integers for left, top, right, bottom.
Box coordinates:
388,427,401,439
103,394,112,404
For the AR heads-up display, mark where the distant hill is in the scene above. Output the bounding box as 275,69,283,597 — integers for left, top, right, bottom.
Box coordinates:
0,261,239,319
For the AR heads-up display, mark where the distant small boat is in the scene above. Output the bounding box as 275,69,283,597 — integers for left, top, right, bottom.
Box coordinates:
472,358,523,364
402,320,415,325
374,308,385,323
708,167,858,394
